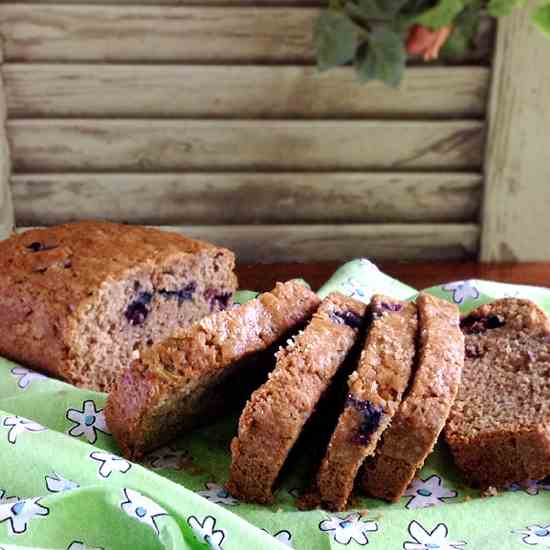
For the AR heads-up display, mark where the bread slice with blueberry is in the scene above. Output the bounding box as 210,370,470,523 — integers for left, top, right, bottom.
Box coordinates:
445,298,550,488
361,293,464,502
106,280,321,460
227,292,366,504
317,295,418,511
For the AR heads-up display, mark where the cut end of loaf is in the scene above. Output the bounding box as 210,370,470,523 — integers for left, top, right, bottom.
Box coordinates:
446,298,550,487
69,246,237,392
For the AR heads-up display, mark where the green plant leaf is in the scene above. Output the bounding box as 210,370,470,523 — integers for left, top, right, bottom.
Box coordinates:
532,3,550,38
441,1,481,59
487,0,526,17
415,0,465,29
355,26,406,86
314,10,361,71
353,0,409,19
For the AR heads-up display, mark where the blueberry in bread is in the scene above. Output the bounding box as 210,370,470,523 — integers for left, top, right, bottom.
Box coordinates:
361,293,464,502
445,298,550,488
317,295,418,511
106,280,321,460
227,292,366,504
0,221,237,392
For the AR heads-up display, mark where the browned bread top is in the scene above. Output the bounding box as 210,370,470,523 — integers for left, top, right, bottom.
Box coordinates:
0,221,225,303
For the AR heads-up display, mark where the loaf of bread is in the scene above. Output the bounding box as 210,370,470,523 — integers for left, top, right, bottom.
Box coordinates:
317,295,418,511
361,293,464,501
445,298,550,488
0,221,237,392
227,292,366,504
106,280,321,460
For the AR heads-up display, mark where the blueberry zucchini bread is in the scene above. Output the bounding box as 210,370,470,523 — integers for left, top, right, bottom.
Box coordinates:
445,298,550,488
227,292,366,504
361,293,464,501
317,295,418,511
106,280,321,460
0,221,237,392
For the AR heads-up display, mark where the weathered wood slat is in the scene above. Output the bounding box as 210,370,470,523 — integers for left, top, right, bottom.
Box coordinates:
480,8,550,261
15,224,480,262
0,59,15,238
0,5,315,63
0,4,493,63
11,172,482,226
3,64,489,119
7,120,485,172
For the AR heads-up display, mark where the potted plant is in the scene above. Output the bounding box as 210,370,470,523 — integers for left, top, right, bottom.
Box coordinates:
314,0,550,86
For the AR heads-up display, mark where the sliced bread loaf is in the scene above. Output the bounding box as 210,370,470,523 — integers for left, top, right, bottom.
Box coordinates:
445,298,550,488
317,295,418,511
0,221,237,391
227,292,366,504
106,280,321,460
361,293,464,502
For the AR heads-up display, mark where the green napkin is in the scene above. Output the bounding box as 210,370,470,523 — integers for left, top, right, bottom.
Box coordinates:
1,258,549,550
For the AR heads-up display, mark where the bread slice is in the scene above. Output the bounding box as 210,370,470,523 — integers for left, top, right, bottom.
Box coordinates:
317,295,418,511
445,298,550,488
0,221,237,391
227,292,366,504
106,280,320,460
361,293,464,502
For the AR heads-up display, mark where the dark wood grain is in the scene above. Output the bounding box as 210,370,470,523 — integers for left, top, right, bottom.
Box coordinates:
236,261,550,292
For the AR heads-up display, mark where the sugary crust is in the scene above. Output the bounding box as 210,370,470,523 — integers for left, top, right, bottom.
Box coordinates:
0,221,234,382
445,298,550,487
106,280,321,460
227,292,366,504
318,295,418,511
361,292,464,502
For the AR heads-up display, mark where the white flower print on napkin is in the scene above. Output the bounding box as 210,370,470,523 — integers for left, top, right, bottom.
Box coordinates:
198,483,239,506
90,452,131,479
403,521,466,550
319,512,378,545
404,475,458,509
516,525,550,547
142,445,189,470
10,367,47,390
0,490,19,507
120,489,167,536
441,281,480,305
2,416,47,444
67,541,104,550
262,528,293,547
46,472,80,493
188,515,226,550
508,479,550,496
341,277,370,302
0,497,49,535
66,400,110,444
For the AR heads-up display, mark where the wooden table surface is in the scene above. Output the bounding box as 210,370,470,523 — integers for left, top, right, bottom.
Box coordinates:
236,261,550,292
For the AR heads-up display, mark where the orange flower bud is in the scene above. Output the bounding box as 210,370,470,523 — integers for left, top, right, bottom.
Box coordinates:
406,24,452,61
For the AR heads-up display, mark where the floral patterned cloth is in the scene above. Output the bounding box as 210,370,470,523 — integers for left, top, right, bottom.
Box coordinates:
0,259,549,549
